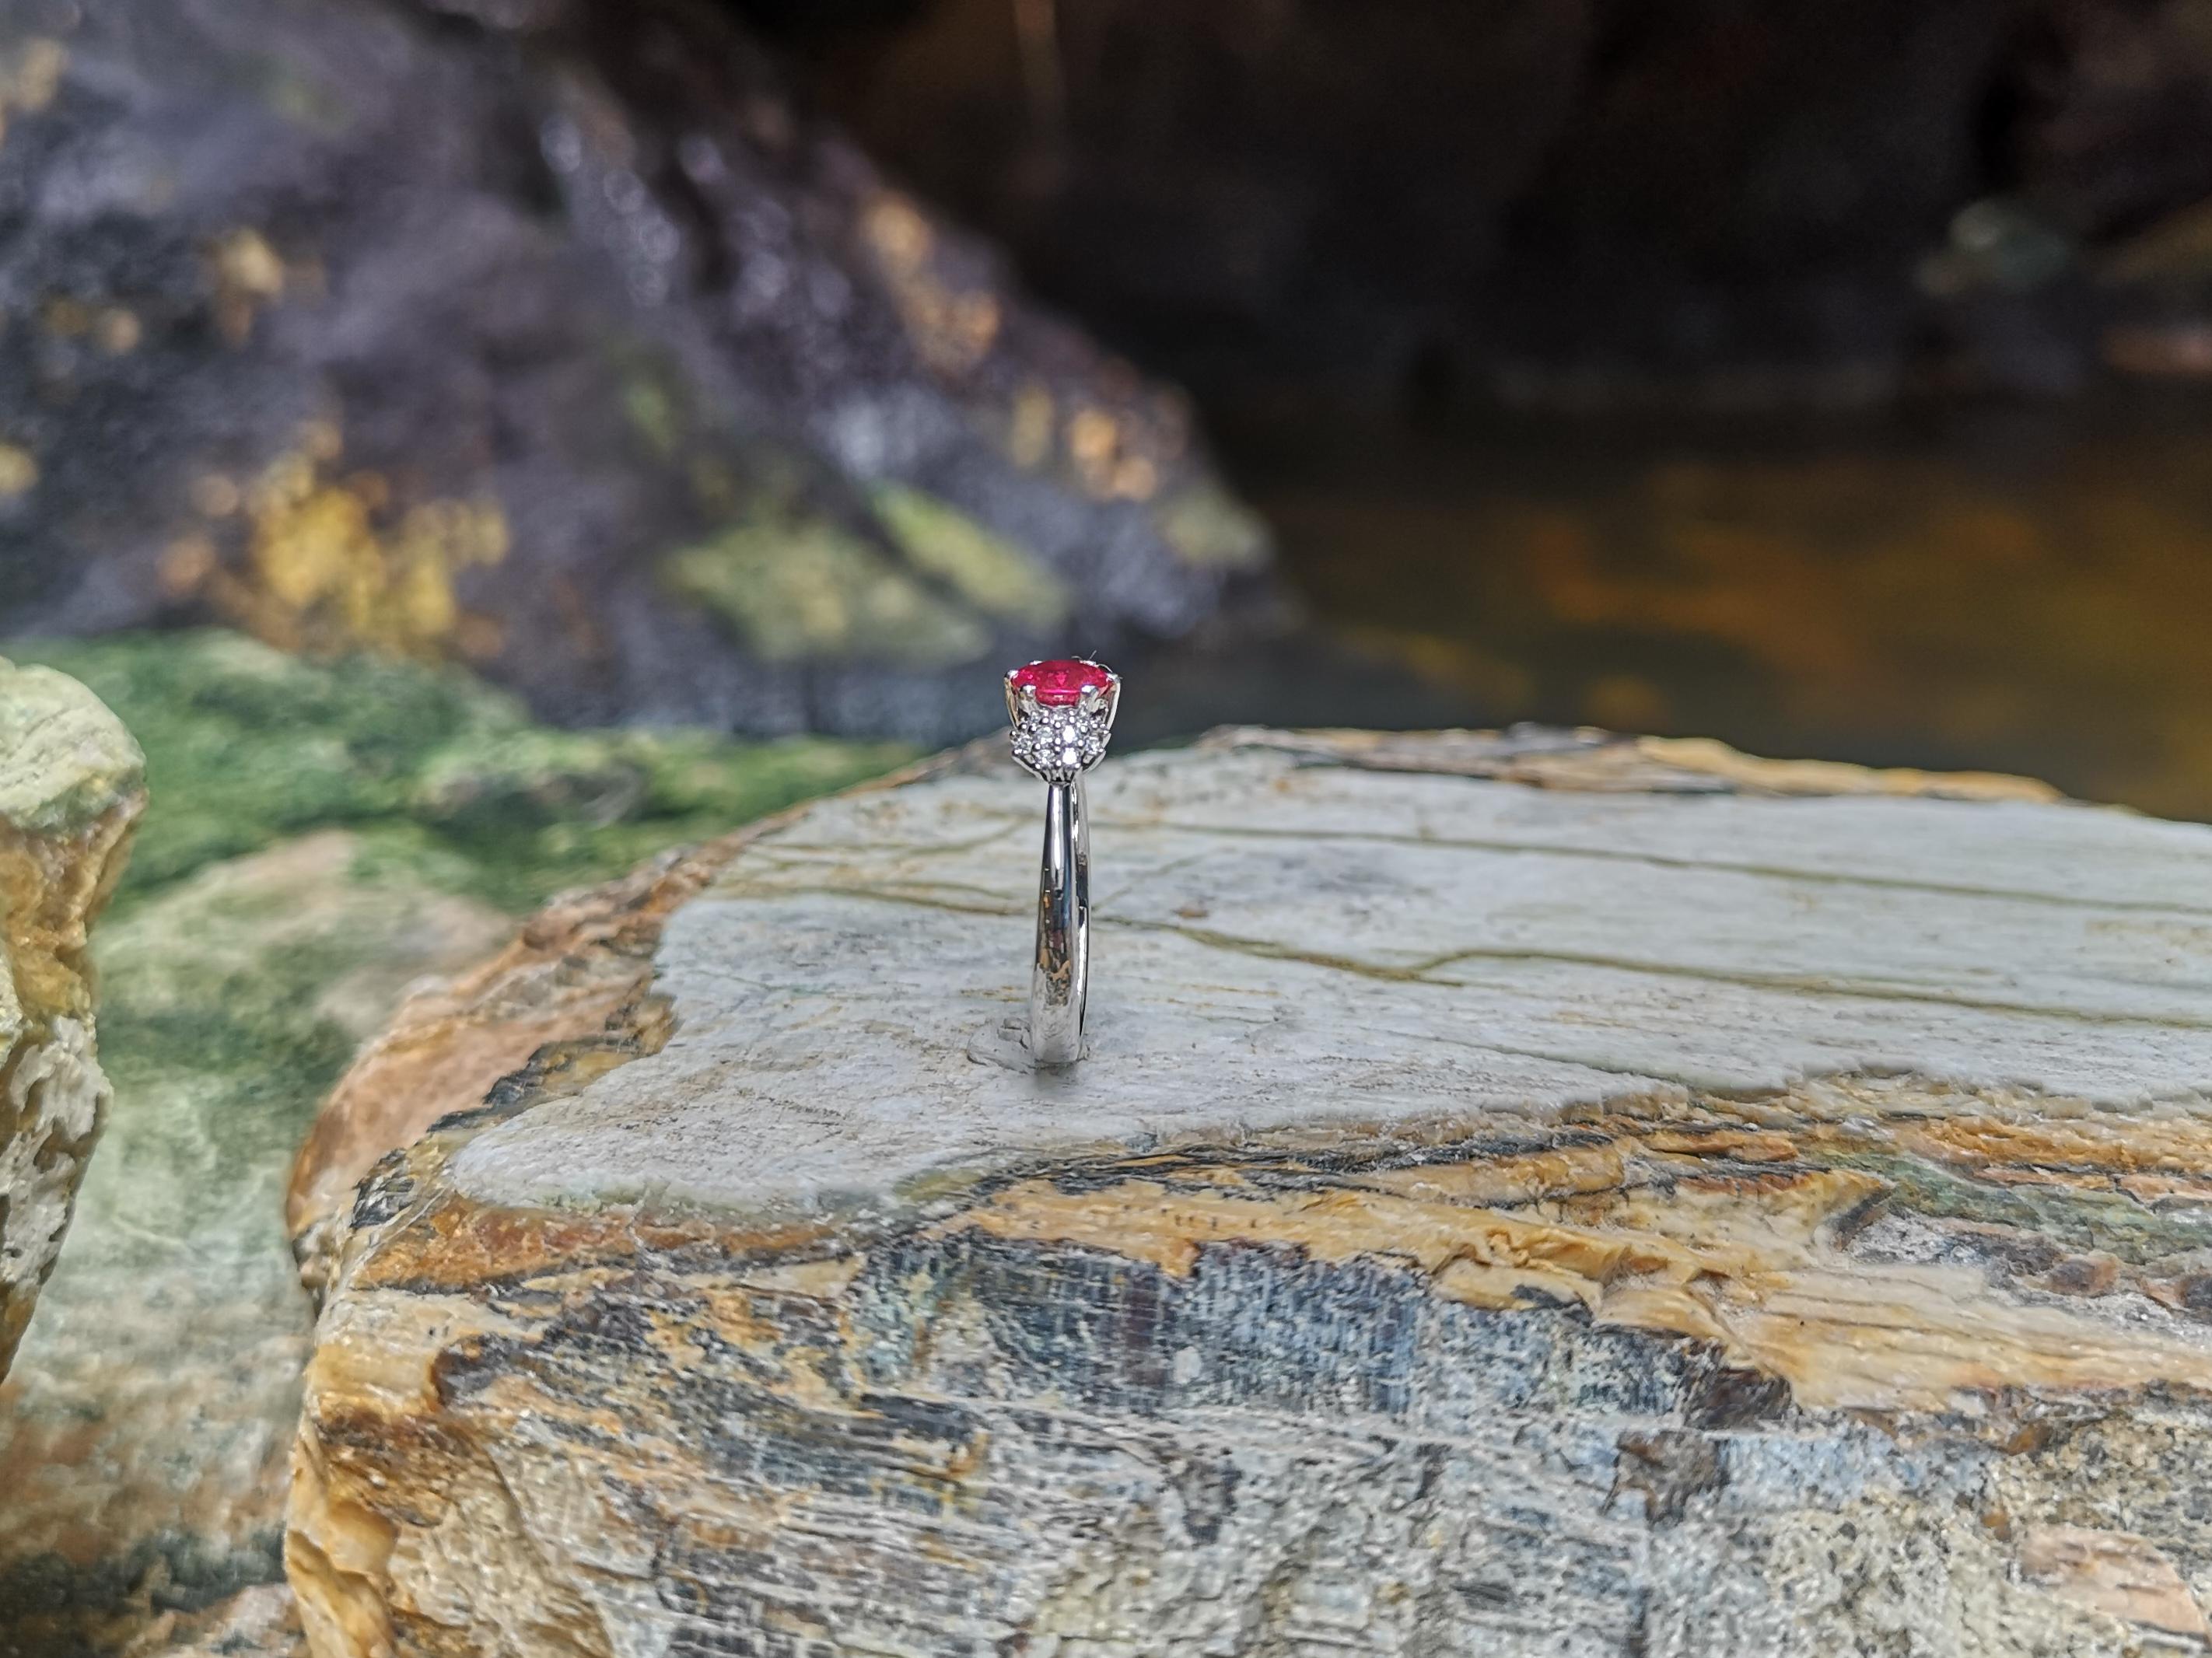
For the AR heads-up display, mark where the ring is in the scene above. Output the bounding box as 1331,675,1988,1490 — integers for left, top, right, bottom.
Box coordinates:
1005,658,1121,1065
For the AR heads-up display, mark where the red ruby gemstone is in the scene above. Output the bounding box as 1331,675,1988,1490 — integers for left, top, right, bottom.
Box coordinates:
1009,658,1113,707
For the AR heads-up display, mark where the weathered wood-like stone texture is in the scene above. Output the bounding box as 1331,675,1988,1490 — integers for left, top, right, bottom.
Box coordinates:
292,728,2212,1657
0,659,141,1380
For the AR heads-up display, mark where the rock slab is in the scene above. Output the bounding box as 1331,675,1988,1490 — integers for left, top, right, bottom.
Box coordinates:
0,658,141,1379
290,728,2212,1656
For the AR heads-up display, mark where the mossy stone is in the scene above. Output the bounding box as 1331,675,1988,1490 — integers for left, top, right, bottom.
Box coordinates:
0,628,912,1654
9,630,913,912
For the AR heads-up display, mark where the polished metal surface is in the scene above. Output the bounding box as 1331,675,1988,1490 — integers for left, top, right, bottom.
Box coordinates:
1006,662,1120,1066
1027,776,1089,1065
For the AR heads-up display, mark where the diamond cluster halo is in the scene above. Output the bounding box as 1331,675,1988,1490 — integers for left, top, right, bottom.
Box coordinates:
1006,657,1119,782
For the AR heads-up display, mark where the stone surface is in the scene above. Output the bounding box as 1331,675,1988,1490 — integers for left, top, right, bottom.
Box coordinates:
282,805,869,1295
0,656,142,1381
0,631,905,1658
0,0,1267,742
289,725,2212,1656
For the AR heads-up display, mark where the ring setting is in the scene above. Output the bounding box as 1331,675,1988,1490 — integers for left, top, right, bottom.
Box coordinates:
1006,658,1118,782
1006,658,1119,1066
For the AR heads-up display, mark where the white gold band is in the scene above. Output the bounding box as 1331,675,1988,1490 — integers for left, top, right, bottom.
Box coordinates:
1028,776,1088,1065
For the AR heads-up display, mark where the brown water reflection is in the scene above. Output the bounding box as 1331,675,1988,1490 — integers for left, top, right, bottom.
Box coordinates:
1224,397,2212,820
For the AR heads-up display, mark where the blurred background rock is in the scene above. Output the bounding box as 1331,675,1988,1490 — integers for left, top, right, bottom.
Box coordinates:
0,0,1266,747
769,0,2212,814
5,0,2212,807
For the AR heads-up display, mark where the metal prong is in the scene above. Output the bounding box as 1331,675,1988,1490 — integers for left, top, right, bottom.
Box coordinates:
1078,676,1121,730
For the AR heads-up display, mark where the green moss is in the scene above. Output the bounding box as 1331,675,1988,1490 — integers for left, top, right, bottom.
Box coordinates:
85,862,474,1249
7,630,914,912
663,516,990,669
1154,480,1272,570
869,483,1069,628
622,376,684,458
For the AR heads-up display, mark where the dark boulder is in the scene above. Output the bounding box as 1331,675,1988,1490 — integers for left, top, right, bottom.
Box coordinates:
0,0,1268,741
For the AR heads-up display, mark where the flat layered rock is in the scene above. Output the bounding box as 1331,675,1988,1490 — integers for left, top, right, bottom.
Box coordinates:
291,728,2212,1657
0,658,142,1380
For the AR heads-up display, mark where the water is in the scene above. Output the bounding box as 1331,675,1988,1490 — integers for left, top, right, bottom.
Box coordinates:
1160,394,2212,820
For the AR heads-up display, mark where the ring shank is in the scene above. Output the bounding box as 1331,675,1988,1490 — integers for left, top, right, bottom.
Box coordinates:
1029,777,1088,1065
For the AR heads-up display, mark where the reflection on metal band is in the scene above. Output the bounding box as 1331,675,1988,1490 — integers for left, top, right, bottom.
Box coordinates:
1029,777,1087,1065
